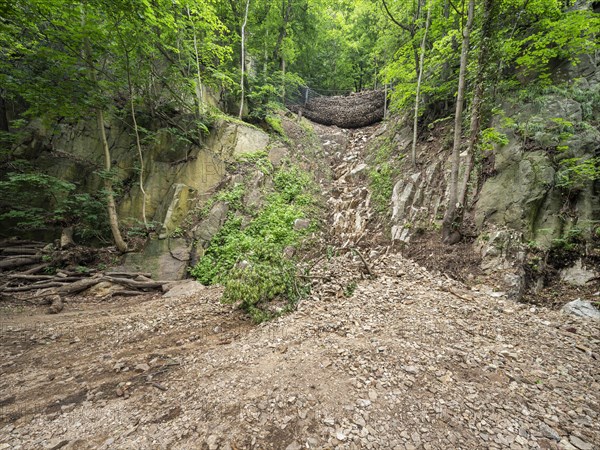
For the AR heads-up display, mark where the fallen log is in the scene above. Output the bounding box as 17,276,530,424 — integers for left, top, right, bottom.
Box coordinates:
0,256,43,270
0,239,45,247
7,274,55,281
105,271,153,278
2,282,68,292
22,263,50,275
102,276,165,290
56,277,103,295
0,248,41,255
112,290,144,297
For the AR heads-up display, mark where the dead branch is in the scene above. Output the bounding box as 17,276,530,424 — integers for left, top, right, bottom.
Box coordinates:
105,271,153,278
352,248,374,277
102,276,165,290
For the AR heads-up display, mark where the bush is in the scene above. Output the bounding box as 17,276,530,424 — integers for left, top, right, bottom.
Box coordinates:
0,172,109,241
189,165,316,322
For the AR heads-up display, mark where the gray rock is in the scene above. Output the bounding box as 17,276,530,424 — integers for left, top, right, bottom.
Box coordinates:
194,201,229,242
562,299,600,320
121,238,191,280
163,279,205,298
569,435,593,450
294,218,311,231
559,260,598,286
268,147,288,167
539,423,561,441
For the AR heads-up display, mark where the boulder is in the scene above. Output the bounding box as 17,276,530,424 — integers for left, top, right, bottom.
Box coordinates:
208,120,270,160
268,147,288,167
562,299,600,320
559,259,598,286
293,218,311,231
122,238,190,280
163,279,205,298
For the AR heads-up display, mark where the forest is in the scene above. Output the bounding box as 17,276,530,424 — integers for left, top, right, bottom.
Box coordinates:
1,0,599,248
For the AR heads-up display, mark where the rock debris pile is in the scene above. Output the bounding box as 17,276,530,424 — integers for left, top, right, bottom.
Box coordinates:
1,251,598,450
289,90,385,128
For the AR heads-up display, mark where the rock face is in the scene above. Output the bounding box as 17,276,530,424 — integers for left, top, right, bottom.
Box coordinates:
206,119,270,158
10,116,270,280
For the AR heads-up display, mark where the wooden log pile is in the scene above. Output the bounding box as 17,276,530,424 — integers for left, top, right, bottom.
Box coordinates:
0,238,168,313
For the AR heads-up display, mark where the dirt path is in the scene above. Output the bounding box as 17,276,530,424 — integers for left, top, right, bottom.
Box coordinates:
1,122,599,450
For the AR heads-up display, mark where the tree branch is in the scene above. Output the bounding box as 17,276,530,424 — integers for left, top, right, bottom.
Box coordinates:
380,0,413,33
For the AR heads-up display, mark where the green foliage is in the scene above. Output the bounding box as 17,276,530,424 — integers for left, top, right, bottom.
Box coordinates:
368,163,395,214
197,184,246,219
556,157,600,192
237,151,273,175
189,165,316,322
343,281,357,298
480,128,509,152
366,136,401,214
265,115,286,138
514,11,600,83
550,228,584,252
0,172,108,241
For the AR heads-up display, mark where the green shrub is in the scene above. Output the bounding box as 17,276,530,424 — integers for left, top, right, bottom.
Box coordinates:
0,172,109,241
556,157,600,192
189,165,316,322
368,163,395,213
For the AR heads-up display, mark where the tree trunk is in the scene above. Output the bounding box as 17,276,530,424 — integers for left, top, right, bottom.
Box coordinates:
458,0,495,212
123,48,148,228
273,0,292,64
0,94,9,132
411,4,431,167
82,3,126,252
186,6,204,117
441,0,475,243
239,0,250,120
60,227,76,249
97,108,128,252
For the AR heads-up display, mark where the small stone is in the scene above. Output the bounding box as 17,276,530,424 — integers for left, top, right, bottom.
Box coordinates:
44,439,69,450
402,365,418,375
293,218,311,231
134,363,150,372
539,423,560,442
286,442,302,450
60,404,75,413
368,390,378,401
206,435,219,450
336,431,347,441
323,417,335,426
569,435,593,450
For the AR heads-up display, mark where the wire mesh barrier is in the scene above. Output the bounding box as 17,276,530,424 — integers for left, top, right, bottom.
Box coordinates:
285,87,385,128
